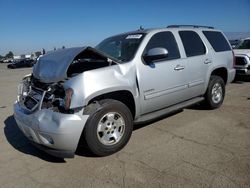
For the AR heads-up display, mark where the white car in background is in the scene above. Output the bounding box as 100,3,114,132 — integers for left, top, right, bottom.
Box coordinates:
234,38,250,75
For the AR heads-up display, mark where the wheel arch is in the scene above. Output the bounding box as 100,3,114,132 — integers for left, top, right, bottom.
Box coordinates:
87,90,136,119
210,67,228,84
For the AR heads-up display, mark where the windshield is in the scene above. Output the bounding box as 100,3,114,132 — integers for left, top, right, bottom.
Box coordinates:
96,33,145,62
236,39,250,49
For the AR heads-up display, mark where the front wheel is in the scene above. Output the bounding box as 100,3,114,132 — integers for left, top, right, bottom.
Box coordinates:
204,75,225,109
83,99,133,156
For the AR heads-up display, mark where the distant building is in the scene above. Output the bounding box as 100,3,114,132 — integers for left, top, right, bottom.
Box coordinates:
13,55,20,60
31,51,42,59
13,55,25,60
13,52,40,61
25,54,31,59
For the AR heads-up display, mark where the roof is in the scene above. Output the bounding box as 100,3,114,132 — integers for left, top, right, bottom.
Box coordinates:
110,25,217,38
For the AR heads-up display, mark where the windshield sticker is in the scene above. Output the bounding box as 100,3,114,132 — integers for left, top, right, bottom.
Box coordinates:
126,34,142,39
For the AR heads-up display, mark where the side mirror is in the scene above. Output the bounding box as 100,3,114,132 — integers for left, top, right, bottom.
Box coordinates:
143,47,168,63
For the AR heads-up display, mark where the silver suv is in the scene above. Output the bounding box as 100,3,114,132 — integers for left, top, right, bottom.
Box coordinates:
14,25,235,158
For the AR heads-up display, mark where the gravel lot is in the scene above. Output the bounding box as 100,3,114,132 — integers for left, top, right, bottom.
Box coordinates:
0,63,250,188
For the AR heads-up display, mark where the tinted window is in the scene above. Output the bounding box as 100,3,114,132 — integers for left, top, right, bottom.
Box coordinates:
145,31,180,60
203,31,231,52
179,31,206,57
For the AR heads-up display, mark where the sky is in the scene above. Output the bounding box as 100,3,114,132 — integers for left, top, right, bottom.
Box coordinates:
0,0,250,55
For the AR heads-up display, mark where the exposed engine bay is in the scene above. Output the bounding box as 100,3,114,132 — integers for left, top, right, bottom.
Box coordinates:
18,47,119,114
18,75,67,113
67,47,117,77
33,46,118,83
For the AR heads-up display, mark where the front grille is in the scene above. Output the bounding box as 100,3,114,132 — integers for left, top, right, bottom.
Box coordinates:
18,75,65,112
18,77,45,112
24,96,39,110
31,86,53,101
235,57,247,66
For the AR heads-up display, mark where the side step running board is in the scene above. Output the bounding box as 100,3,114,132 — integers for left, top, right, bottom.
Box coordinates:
134,97,204,124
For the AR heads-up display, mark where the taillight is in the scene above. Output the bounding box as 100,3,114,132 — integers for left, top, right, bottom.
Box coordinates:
232,50,236,68
64,88,73,110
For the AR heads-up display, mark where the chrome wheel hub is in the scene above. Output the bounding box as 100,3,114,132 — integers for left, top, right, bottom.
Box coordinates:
97,112,125,145
211,83,222,104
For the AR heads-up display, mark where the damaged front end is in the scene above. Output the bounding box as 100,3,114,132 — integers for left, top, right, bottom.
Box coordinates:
14,73,89,158
13,45,136,158
13,46,119,158
18,46,119,113
17,75,69,114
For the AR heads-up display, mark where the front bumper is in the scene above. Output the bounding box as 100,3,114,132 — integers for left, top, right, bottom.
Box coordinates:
14,102,89,158
235,67,250,75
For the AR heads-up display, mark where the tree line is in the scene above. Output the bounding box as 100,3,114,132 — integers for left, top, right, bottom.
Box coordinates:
0,51,14,59
0,46,67,60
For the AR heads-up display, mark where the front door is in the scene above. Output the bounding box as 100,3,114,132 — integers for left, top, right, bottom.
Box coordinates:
137,31,189,114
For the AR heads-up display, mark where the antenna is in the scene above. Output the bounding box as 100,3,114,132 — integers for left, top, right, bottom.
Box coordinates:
138,26,144,31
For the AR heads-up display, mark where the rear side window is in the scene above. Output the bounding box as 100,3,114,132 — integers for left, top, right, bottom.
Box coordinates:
203,31,231,52
179,31,206,57
145,31,180,60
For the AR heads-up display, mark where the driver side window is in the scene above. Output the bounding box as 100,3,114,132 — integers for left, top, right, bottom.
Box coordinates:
145,31,180,61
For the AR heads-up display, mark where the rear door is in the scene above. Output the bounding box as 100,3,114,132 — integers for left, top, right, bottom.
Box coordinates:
178,30,211,98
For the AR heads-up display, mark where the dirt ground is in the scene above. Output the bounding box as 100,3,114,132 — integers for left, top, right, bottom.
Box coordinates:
0,64,250,188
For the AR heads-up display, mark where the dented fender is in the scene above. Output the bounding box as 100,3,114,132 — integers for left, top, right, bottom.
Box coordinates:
63,62,140,113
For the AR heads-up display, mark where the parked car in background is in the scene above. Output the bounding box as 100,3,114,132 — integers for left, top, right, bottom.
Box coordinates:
0,58,13,63
14,25,235,158
7,59,35,69
229,39,241,49
233,38,250,76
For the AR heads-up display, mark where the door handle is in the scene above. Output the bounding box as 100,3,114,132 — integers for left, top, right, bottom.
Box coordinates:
174,65,185,71
204,59,212,64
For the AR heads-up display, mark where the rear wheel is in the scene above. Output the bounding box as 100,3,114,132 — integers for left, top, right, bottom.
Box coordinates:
83,99,133,156
204,75,225,109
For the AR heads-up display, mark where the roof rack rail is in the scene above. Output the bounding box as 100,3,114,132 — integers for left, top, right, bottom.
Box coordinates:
167,25,214,29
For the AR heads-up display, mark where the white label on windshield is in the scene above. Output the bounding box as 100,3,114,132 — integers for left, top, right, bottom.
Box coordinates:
126,34,142,39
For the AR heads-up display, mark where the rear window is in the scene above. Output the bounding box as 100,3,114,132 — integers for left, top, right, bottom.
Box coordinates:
179,31,206,57
203,31,231,52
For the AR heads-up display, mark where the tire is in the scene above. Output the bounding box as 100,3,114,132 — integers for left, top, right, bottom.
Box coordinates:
8,65,13,69
83,99,133,156
204,75,225,109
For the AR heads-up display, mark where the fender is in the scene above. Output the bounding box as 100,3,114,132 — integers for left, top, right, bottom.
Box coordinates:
63,63,140,115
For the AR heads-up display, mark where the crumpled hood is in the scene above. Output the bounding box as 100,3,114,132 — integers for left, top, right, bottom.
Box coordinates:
33,47,87,83
32,46,118,83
